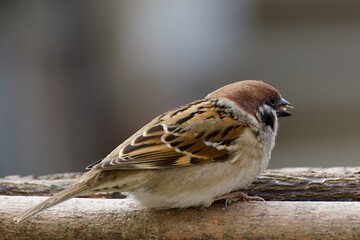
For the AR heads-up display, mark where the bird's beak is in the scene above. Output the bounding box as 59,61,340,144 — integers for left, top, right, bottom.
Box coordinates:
276,97,293,117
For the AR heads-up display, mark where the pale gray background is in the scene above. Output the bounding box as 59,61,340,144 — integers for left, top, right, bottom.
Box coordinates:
0,0,359,176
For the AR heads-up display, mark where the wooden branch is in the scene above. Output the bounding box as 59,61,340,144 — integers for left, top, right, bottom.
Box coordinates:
0,173,80,196
2,167,360,200
1,167,360,239
248,167,360,201
1,196,360,239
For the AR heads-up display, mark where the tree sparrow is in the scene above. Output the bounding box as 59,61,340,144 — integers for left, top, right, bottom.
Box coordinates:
17,80,292,223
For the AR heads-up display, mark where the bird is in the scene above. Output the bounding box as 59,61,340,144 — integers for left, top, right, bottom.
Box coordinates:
17,80,292,223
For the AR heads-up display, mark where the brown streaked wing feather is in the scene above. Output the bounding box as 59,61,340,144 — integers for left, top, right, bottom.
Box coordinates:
91,99,247,170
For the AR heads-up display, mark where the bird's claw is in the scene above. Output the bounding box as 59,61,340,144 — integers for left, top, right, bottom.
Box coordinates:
216,191,265,208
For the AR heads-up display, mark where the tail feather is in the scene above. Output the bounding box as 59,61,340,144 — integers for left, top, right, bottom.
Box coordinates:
16,183,91,224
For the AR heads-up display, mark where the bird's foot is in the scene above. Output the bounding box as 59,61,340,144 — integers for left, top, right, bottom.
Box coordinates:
215,191,264,208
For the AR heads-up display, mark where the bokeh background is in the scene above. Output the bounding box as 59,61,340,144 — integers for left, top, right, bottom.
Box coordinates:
1,0,359,176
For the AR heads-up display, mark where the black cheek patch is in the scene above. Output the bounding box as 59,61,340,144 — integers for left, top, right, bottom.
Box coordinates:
260,107,276,130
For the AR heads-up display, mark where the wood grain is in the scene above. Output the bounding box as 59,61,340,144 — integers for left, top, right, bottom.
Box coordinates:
1,167,359,200
1,197,360,239
1,167,359,239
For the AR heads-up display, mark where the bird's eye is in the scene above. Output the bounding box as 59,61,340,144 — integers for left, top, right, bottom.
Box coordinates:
269,95,278,107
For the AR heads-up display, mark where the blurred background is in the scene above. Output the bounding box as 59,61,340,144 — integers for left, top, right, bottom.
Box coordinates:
0,0,359,176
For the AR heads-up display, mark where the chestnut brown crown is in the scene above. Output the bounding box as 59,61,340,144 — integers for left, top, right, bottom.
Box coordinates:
207,80,291,118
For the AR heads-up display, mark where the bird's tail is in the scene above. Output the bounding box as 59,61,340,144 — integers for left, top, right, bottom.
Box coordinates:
16,182,92,224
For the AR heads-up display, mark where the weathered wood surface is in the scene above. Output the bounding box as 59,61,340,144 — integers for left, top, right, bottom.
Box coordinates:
1,197,360,239
1,167,359,200
0,167,359,239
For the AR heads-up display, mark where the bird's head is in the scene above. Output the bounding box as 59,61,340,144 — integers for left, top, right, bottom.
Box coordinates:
207,80,292,129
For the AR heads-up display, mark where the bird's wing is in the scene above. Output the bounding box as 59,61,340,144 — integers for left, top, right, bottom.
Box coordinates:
88,99,248,170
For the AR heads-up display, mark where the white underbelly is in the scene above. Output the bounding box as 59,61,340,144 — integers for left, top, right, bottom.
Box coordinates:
130,153,268,208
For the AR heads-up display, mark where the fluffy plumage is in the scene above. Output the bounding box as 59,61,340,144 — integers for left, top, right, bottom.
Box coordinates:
17,80,292,223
